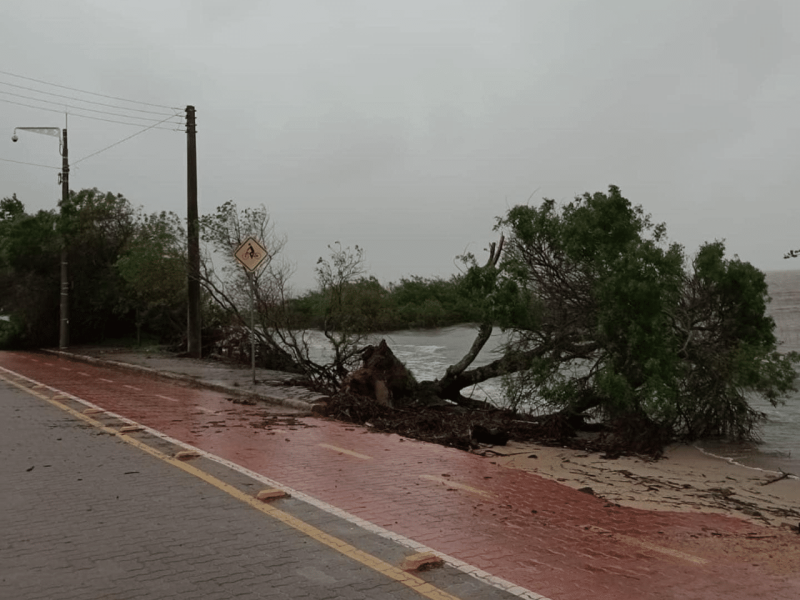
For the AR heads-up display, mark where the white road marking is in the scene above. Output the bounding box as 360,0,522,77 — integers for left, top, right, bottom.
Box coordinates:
319,444,372,460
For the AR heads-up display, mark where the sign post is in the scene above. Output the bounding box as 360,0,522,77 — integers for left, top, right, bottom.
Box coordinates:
233,237,269,384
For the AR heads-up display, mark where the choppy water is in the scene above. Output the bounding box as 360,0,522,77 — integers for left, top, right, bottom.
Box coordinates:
302,326,509,402
383,326,507,402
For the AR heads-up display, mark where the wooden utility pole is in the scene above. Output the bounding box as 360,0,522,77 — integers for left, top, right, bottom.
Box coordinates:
186,106,201,357
59,127,69,350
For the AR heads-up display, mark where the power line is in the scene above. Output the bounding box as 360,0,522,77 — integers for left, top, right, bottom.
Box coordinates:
74,113,182,166
0,156,60,170
0,79,179,117
0,97,184,131
0,68,180,110
0,88,183,124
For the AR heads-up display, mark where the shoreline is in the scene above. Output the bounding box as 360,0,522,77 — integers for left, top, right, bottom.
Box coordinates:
693,444,800,477
486,441,800,530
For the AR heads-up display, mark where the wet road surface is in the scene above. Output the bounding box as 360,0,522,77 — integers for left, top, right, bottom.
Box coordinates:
2,350,799,600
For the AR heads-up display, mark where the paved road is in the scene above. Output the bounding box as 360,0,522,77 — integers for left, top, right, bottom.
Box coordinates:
0,372,523,600
2,350,800,600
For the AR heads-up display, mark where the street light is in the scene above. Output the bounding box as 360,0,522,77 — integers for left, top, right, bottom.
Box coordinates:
12,126,70,349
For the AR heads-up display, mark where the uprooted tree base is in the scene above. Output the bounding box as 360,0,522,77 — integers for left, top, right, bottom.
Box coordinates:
321,339,671,458
322,392,671,459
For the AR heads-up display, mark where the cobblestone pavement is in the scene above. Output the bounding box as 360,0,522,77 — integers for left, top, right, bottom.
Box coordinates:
2,350,800,600
0,368,529,600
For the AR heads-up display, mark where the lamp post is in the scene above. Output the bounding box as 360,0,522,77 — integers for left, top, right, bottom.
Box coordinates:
12,126,70,349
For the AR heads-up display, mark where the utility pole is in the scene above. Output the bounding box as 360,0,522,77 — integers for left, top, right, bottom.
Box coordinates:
186,106,201,357
12,124,70,349
59,127,69,349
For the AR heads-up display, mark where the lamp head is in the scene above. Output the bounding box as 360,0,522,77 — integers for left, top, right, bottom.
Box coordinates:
11,134,18,142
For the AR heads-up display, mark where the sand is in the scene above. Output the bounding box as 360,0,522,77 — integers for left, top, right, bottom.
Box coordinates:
483,441,800,530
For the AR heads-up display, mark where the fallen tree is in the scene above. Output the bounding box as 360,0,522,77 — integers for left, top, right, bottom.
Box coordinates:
347,186,798,447
198,191,797,450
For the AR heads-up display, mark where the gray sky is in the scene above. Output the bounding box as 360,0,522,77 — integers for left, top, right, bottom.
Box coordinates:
2,0,799,291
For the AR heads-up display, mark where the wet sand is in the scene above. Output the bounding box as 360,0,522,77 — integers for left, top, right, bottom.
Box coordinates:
486,269,800,528
485,441,800,530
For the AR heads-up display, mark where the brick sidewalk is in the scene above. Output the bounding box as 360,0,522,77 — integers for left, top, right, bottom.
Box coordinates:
3,350,799,600
1,366,529,600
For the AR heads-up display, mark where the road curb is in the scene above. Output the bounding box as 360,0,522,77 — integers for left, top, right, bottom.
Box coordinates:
40,349,318,413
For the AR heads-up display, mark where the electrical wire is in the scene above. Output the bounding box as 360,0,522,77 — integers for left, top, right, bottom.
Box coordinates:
0,89,183,124
73,113,183,166
0,79,179,117
0,97,184,131
0,69,180,110
0,156,60,170
2,70,187,169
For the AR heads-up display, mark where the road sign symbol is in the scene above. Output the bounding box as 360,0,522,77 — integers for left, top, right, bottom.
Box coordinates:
234,237,268,272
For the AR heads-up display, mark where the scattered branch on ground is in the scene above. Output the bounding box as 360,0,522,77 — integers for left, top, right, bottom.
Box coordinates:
322,392,668,458
761,470,796,486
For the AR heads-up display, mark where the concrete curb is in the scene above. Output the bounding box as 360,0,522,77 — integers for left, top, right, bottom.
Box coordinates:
41,349,318,413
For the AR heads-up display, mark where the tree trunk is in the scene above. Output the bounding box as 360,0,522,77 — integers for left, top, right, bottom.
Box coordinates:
344,340,417,407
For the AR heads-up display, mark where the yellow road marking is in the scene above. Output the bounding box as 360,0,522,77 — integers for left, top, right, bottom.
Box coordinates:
420,475,493,498
319,443,372,460
0,373,463,600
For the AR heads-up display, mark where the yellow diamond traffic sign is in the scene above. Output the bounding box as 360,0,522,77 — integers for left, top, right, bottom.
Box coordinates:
234,237,268,271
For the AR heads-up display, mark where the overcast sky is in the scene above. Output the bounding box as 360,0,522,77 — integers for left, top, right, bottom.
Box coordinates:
2,0,799,291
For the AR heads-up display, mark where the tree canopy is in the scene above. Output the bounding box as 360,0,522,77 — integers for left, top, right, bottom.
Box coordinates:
422,186,797,443
0,189,186,348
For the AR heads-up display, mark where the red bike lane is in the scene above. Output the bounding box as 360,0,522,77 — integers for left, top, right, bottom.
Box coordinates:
2,350,799,600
